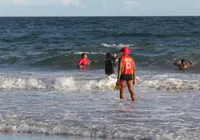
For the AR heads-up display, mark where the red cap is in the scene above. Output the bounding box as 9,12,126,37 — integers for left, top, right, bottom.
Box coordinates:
120,46,131,54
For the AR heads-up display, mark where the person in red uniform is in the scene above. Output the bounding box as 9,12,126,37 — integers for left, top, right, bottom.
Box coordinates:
117,47,136,101
78,53,91,69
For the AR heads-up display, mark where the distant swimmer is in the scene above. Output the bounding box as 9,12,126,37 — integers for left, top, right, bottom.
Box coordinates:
117,46,136,101
174,59,194,70
105,52,114,76
78,53,91,69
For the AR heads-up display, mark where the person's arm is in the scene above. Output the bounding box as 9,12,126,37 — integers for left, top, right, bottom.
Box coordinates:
189,61,194,67
88,59,91,65
185,61,194,69
117,58,122,80
112,57,119,65
78,59,84,69
88,59,98,65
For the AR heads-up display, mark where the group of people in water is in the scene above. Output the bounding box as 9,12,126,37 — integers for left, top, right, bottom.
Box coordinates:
77,46,194,102
77,47,137,101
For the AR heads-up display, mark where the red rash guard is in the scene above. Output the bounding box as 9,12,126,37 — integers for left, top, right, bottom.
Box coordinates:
78,58,90,66
120,55,135,74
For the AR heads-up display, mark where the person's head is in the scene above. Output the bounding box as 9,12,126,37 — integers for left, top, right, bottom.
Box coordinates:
181,59,185,64
105,52,112,59
113,53,117,58
120,46,131,55
81,53,87,58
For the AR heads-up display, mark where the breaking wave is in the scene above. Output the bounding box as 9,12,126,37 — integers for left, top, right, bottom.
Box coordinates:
0,73,199,92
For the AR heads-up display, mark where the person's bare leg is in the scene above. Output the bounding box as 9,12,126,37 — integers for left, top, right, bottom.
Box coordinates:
127,80,136,101
120,81,126,100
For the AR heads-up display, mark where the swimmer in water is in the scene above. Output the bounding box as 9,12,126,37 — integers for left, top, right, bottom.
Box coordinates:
174,59,194,70
78,53,91,69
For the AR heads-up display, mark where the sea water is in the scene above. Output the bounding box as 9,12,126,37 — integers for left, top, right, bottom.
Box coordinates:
0,17,200,140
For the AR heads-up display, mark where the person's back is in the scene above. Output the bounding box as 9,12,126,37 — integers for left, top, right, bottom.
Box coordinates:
117,47,136,101
120,55,135,78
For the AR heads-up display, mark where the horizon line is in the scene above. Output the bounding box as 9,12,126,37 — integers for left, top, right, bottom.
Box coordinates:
0,15,200,18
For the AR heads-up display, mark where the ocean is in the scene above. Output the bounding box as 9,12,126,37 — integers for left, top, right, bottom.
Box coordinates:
0,17,200,140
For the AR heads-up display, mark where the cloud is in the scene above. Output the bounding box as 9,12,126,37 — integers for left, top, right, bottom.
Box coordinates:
60,0,84,8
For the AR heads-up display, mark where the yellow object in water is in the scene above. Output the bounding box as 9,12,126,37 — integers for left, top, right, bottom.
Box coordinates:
113,84,121,90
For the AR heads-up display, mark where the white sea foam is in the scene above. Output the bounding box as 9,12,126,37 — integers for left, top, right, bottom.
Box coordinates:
0,72,199,92
0,74,116,91
0,76,46,89
73,51,105,55
101,43,133,48
138,78,200,92
0,70,200,140
136,72,200,92
53,77,76,90
1,114,200,140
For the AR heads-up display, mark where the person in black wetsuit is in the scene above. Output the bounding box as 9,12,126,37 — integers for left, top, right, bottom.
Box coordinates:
105,52,114,76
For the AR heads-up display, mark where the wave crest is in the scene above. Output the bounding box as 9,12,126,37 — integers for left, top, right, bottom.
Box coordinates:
0,74,199,92
137,77,200,92
0,75,116,91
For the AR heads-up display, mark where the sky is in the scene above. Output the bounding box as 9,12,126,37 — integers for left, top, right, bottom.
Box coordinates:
0,0,200,16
